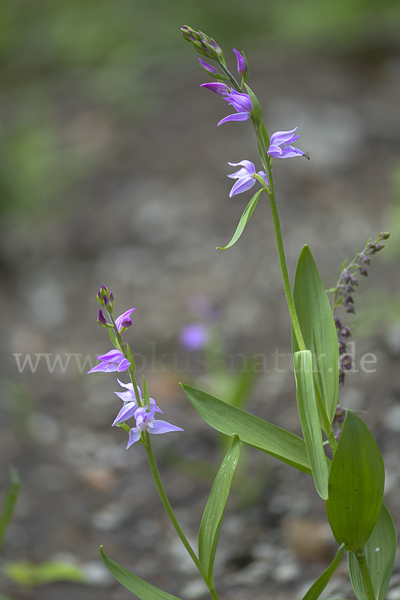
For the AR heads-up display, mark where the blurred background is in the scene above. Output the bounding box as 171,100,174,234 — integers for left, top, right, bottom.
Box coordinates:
1,1,400,599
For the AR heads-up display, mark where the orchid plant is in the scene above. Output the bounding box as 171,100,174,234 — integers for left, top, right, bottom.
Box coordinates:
92,28,395,600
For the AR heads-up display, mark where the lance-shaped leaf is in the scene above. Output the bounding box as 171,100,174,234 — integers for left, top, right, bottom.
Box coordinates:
181,384,326,475
293,351,329,499
302,543,345,600
326,411,384,553
100,547,183,600
348,503,396,600
199,436,241,583
292,245,339,429
0,467,21,553
217,189,262,250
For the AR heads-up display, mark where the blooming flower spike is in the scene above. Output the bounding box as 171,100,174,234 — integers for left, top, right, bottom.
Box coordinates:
227,160,268,197
126,405,183,449
267,127,305,159
87,349,130,374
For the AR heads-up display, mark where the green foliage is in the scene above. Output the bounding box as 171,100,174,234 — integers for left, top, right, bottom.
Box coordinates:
198,436,241,584
293,351,329,499
181,383,323,475
326,411,384,553
0,468,21,554
3,560,86,586
217,189,263,249
348,503,397,600
301,543,345,600
292,245,339,431
100,547,182,600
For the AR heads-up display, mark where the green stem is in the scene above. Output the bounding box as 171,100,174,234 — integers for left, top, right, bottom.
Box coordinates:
356,550,376,600
144,434,219,600
109,313,143,407
253,126,306,352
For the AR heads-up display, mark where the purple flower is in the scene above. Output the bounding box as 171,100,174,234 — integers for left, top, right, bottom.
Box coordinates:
180,323,210,351
227,160,268,197
267,127,305,159
87,349,130,374
115,308,135,334
218,90,253,126
200,82,230,96
233,49,247,75
199,59,218,75
112,379,162,426
126,405,183,449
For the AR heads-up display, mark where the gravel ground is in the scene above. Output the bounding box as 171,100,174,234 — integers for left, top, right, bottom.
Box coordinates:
1,35,400,600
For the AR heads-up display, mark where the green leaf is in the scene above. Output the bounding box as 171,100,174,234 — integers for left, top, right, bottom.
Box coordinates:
0,467,21,554
301,543,345,600
181,384,325,475
142,375,150,410
326,411,384,553
109,328,118,349
244,84,263,125
292,245,339,430
199,436,241,583
293,351,329,499
100,547,183,600
3,560,86,586
217,189,262,250
348,503,396,600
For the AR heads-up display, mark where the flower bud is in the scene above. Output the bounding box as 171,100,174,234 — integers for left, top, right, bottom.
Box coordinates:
97,309,108,327
344,294,354,304
346,304,356,314
342,270,350,284
350,276,358,286
199,58,218,75
233,48,247,76
362,256,371,265
380,232,390,240
338,341,347,355
345,285,354,293
360,267,368,276
334,316,342,330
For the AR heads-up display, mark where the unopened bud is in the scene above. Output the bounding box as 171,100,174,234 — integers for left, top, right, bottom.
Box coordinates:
97,309,108,327
346,304,356,314
360,267,368,276
233,48,247,76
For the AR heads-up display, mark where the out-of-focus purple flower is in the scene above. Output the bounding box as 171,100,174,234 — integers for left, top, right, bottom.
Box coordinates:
180,323,210,351
267,127,305,159
199,59,218,75
233,49,247,75
87,349,130,374
227,160,267,197
200,82,230,96
115,308,135,333
218,90,253,126
126,405,183,449
112,379,162,426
